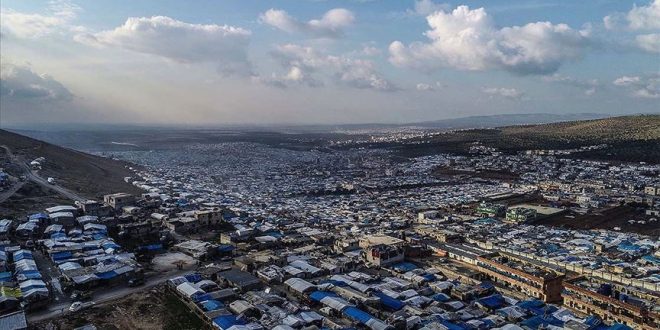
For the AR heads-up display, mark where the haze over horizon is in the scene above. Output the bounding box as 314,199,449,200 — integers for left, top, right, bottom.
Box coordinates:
1,0,659,126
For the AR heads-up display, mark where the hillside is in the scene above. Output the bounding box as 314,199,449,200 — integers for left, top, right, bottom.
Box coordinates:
0,129,143,199
394,115,660,163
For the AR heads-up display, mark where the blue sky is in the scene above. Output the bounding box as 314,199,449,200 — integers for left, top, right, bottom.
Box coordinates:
1,0,658,126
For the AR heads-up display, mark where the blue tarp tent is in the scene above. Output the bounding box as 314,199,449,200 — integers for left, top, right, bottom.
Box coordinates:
319,279,348,287
477,294,505,310
184,273,202,283
392,262,417,272
51,232,68,240
422,273,437,281
439,320,467,330
28,213,48,221
17,270,42,280
0,272,12,282
201,299,224,311
52,251,73,261
432,293,451,302
217,245,235,253
373,291,405,310
343,306,374,324
213,315,245,330
102,242,121,250
13,250,33,261
96,270,118,280
521,316,564,329
309,291,338,302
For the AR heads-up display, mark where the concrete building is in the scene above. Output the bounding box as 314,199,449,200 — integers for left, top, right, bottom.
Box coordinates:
563,276,659,330
476,252,564,303
103,193,136,210
359,234,405,267
505,207,537,222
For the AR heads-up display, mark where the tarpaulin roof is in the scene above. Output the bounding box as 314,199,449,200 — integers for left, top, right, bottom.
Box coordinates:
213,315,245,330
392,262,417,272
95,270,118,280
309,291,338,302
521,315,564,329
201,299,224,311
343,306,374,324
373,291,405,310
52,251,73,261
477,294,506,310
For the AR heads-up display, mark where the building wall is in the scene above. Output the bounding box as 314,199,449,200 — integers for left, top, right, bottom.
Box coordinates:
562,284,658,330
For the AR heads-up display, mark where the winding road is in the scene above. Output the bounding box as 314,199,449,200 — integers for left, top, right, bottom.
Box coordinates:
27,268,192,323
0,145,86,203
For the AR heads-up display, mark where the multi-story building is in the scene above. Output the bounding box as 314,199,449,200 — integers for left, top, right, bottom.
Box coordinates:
476,252,564,302
505,207,537,222
563,276,659,330
476,202,506,217
359,234,405,266
644,186,659,196
103,193,136,210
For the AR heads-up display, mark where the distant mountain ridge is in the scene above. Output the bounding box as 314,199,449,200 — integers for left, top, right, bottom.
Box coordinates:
407,112,608,129
392,114,660,163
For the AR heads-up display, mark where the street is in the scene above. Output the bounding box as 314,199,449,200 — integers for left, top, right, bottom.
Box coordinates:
27,268,192,323
0,145,86,203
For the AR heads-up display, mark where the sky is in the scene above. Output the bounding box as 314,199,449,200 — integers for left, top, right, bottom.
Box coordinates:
0,0,659,126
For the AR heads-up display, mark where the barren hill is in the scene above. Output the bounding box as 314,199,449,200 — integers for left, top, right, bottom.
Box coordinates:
0,129,143,199
396,115,660,163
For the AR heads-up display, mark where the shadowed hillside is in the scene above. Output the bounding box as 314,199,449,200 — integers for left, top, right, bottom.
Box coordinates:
393,115,660,163
0,129,143,199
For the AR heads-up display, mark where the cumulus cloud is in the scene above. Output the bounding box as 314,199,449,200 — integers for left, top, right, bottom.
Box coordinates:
416,81,444,91
411,0,450,16
605,0,660,30
75,16,253,75
613,76,641,86
481,87,525,100
0,63,73,102
543,74,600,96
612,74,659,98
259,8,354,38
389,5,590,75
636,33,660,53
260,44,397,91
628,0,660,30
0,0,81,38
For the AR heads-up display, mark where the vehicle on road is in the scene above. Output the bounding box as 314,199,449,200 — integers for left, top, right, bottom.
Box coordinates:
69,301,83,312
127,277,145,287
69,301,94,312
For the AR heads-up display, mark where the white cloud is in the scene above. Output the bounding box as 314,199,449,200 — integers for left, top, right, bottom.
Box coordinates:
260,8,354,38
604,0,660,30
75,16,252,75
543,74,600,95
481,87,524,100
389,5,590,75
412,0,450,16
627,0,660,30
0,62,73,102
0,0,81,38
416,81,444,91
612,74,659,98
261,44,397,91
613,76,641,86
636,33,660,53
361,46,381,56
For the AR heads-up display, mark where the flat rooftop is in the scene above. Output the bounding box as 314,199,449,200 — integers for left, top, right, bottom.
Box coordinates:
511,204,564,215
360,234,404,247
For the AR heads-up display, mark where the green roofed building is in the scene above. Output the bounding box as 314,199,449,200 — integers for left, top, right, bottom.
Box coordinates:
506,207,538,222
